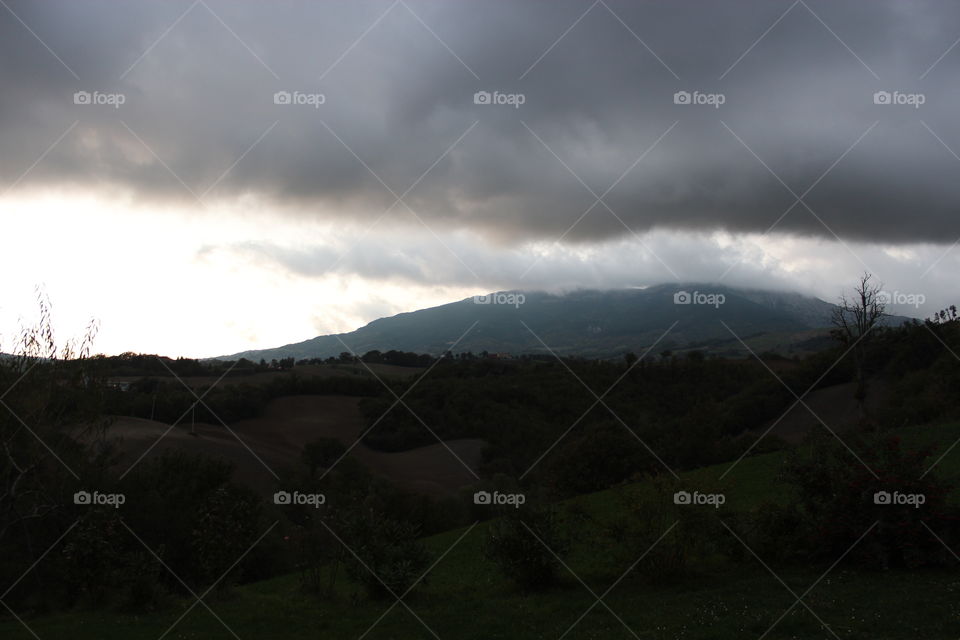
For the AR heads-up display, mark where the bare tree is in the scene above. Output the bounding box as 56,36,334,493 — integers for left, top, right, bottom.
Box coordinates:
830,273,886,422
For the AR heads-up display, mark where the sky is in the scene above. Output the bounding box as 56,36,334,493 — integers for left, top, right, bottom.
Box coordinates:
1,0,958,358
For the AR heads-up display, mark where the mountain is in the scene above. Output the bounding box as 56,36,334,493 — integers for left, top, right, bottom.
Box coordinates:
217,284,911,361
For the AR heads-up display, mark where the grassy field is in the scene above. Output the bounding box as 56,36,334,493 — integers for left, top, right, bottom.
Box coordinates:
4,421,959,639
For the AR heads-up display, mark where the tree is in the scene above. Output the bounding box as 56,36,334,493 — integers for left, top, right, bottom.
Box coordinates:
831,272,886,422
361,350,383,364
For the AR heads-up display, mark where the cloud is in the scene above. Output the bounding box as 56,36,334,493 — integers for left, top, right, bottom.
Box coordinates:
203,223,960,319
2,0,960,246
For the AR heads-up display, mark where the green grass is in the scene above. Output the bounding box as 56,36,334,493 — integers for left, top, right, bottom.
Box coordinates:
9,566,960,639
4,421,960,639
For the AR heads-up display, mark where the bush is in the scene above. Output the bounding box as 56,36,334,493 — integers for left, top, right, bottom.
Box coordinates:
59,509,166,611
190,483,264,589
606,475,726,584
722,502,808,565
774,432,960,568
338,510,431,598
60,509,127,607
546,421,647,496
483,505,571,590
293,521,344,596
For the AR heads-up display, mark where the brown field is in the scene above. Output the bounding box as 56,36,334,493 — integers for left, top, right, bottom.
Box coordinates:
103,395,483,497
107,362,426,389
741,378,889,445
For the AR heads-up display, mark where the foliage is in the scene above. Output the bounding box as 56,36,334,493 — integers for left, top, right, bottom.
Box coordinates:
483,504,571,590
774,432,960,568
546,421,648,496
191,484,264,588
338,509,431,598
606,475,727,583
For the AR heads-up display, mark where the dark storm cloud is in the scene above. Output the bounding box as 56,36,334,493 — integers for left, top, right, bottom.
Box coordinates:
2,0,959,244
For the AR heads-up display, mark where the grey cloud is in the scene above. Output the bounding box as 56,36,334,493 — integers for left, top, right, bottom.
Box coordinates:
212,229,960,323
2,0,960,245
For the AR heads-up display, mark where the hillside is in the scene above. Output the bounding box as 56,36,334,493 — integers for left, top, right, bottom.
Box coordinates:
102,395,483,497
220,284,910,361
3,313,959,639
6,419,959,640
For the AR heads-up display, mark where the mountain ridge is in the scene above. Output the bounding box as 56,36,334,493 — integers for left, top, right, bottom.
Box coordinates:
217,284,911,361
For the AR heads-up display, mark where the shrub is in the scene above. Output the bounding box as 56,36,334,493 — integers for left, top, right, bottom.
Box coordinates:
483,505,571,590
60,509,127,607
606,475,726,583
776,432,960,568
190,484,264,589
546,421,647,496
722,502,808,564
338,510,431,598
294,521,344,596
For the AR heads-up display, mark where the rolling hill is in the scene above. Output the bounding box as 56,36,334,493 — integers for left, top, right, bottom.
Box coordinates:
219,284,912,361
